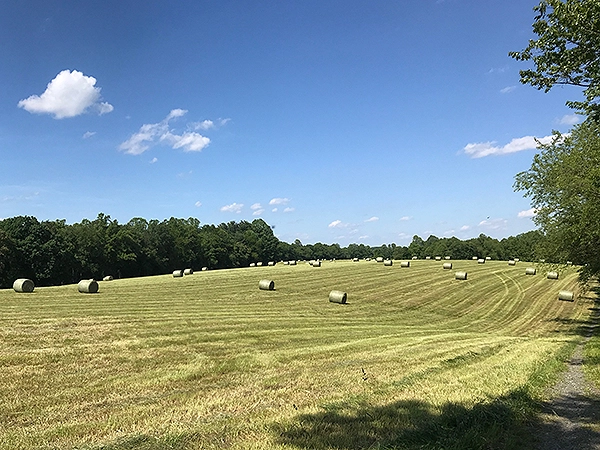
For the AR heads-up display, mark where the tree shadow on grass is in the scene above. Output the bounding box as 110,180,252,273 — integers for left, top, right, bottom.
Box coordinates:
272,388,600,450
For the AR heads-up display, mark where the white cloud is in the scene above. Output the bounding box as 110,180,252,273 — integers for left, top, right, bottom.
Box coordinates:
399,216,412,221
518,208,537,218
18,69,113,119
328,220,344,228
365,216,379,222
558,114,580,125
150,157,158,164
195,201,202,207
478,218,508,230
119,109,212,155
250,203,262,210
272,208,278,212
82,131,96,139
500,86,516,94
463,134,555,158
252,209,265,216
193,120,214,130
221,203,243,213
460,225,470,231
269,197,290,205
283,207,295,213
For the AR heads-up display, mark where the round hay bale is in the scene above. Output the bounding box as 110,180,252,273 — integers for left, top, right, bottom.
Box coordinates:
259,279,275,291
78,279,99,294
472,256,478,260
412,256,418,260
547,271,559,279
445,256,451,260
477,259,485,264
525,267,537,275
384,260,393,266
201,267,208,271
173,270,184,277
184,268,194,275
284,261,290,265
376,257,384,263
366,257,371,261
558,290,574,301
257,262,263,267
508,260,516,266
353,257,359,262
485,256,492,260
102,275,113,281
312,260,322,267
268,261,275,266
435,256,442,261
290,260,297,266
13,278,34,293
515,258,520,262
329,290,347,304
400,261,410,268
455,271,467,280
443,262,452,270
566,261,573,266
249,263,256,267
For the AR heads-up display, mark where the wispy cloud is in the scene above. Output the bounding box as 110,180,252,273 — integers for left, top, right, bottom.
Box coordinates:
18,69,113,119
82,131,96,139
365,216,379,222
221,203,243,213
500,86,516,94
558,114,580,125
328,220,345,228
195,201,202,207
150,157,158,164
399,216,412,221
460,225,470,231
284,207,295,213
478,218,508,230
119,109,212,155
517,208,537,218
463,134,555,158
269,197,290,205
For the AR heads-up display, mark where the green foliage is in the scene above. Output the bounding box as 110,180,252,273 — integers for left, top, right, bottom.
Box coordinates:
514,121,600,282
509,0,600,118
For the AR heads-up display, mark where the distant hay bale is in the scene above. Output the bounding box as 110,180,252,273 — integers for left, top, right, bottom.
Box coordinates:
376,257,384,263
329,290,347,304
290,260,297,265
445,256,451,260
257,262,263,267
443,262,452,270
102,275,113,281
353,258,359,262
366,257,371,261
173,270,184,277
515,258,520,262
249,263,256,267
384,260,393,266
435,256,442,261
201,267,208,271
425,256,431,260
412,256,418,260
558,290,574,302
547,271,559,280
268,261,275,266
400,261,410,268
472,256,478,260
485,256,492,260
566,261,573,266
78,279,99,294
508,260,516,266
455,271,467,280
477,259,485,264
540,259,546,263
284,261,290,265
259,279,275,291
13,278,34,293
184,268,194,275
312,260,321,267
525,267,537,275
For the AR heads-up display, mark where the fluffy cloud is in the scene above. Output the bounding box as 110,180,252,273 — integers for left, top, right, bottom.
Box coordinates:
283,207,295,213
120,109,212,155
328,220,344,228
478,218,508,230
518,208,537,218
269,197,290,205
18,70,113,119
221,203,243,213
365,216,379,222
463,134,555,158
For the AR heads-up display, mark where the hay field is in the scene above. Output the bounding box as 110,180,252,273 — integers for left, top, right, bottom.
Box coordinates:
0,260,592,449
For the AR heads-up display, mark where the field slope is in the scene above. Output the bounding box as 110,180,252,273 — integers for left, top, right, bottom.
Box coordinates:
0,260,592,449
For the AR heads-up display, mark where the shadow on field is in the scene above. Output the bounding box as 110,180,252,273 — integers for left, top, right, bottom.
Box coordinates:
273,388,600,450
273,389,541,450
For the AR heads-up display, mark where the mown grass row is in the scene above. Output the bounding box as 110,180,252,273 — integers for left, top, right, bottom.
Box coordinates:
0,259,592,449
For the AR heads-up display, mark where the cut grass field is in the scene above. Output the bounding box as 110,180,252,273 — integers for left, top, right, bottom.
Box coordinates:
0,259,594,449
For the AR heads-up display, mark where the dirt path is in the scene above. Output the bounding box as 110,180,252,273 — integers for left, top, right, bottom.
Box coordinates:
535,317,600,449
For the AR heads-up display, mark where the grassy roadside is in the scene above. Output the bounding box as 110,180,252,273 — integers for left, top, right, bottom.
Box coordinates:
0,260,590,449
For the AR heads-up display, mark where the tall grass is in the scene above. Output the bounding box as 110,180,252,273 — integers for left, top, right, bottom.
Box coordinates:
0,260,591,449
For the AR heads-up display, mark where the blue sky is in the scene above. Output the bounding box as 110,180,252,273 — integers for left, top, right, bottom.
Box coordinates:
0,0,583,246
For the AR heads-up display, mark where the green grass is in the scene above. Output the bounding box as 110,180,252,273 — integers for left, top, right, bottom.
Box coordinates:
0,260,591,449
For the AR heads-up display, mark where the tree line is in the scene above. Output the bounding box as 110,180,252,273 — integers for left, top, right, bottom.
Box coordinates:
0,213,544,288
